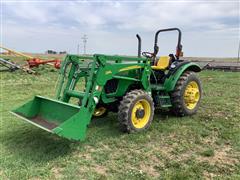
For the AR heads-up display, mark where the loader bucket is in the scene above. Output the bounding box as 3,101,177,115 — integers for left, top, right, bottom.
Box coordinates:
11,96,92,141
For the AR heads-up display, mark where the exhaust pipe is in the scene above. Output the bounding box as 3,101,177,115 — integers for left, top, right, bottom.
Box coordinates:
136,34,142,58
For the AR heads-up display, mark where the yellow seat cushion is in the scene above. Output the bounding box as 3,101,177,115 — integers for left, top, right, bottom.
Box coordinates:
151,56,170,70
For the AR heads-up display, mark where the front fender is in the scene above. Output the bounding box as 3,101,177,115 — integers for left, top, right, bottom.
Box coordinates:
164,62,201,92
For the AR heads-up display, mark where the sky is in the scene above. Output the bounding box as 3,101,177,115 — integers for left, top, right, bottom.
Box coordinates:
1,0,239,57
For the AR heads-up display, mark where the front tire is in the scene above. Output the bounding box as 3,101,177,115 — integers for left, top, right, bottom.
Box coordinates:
118,90,154,133
170,71,202,116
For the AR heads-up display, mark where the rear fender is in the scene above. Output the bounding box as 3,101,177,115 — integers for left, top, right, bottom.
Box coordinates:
164,62,201,92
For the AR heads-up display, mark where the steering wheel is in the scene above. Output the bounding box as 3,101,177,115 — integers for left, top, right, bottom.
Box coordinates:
142,52,154,58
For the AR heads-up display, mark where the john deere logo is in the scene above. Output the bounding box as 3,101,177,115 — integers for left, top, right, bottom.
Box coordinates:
105,70,112,75
119,65,142,72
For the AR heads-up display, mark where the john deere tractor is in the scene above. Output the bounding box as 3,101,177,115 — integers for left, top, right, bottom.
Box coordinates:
11,28,202,141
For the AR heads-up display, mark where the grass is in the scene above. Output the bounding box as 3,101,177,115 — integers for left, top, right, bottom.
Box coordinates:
199,148,215,157
0,69,240,179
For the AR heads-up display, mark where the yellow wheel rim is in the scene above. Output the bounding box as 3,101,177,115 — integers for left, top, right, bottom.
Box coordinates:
93,107,107,117
131,99,151,129
184,81,200,110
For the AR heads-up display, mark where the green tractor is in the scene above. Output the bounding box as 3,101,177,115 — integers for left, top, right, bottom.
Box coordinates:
11,28,202,141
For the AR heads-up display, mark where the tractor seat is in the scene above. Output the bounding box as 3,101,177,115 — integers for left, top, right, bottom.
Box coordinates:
151,56,170,70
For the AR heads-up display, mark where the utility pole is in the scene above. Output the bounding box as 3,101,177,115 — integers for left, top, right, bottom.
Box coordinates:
77,44,80,55
238,40,240,63
81,34,88,55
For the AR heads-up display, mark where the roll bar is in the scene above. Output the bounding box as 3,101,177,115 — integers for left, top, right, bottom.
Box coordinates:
153,28,182,59
136,34,142,58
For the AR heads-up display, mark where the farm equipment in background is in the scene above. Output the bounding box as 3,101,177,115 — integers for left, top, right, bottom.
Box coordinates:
0,57,27,73
0,46,61,73
11,28,202,141
0,46,35,73
0,57,20,72
0,57,36,73
27,58,61,69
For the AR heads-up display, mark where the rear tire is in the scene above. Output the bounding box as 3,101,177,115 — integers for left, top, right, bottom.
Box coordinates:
118,90,154,133
170,71,202,116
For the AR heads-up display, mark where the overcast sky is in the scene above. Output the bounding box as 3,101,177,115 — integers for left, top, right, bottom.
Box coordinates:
1,0,239,57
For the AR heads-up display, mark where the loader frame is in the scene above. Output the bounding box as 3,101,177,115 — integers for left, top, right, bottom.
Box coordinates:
56,54,151,104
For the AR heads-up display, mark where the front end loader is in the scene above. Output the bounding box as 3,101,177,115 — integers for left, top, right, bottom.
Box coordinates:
11,28,202,141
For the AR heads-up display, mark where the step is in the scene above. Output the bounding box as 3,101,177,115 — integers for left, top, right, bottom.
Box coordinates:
160,104,172,108
151,84,165,91
159,96,170,99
